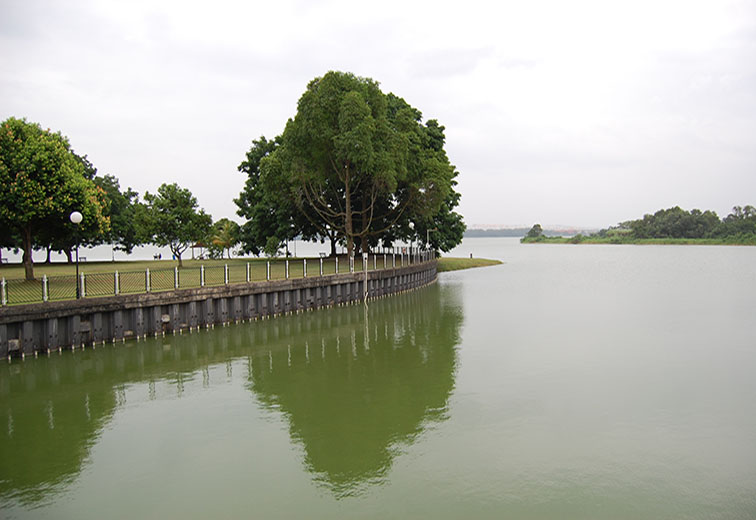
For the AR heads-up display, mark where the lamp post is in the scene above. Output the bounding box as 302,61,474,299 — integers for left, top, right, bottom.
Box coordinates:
70,211,82,298
409,222,415,263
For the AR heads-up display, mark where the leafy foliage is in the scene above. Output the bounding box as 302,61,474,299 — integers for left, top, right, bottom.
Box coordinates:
0,117,109,279
94,175,144,253
237,71,464,257
526,224,543,238
209,218,240,259
141,183,212,266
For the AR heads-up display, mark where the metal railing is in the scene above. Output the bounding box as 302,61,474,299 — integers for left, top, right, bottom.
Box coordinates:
0,249,434,306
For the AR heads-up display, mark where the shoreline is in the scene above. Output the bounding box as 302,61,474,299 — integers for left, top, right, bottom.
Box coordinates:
520,237,756,246
437,257,502,272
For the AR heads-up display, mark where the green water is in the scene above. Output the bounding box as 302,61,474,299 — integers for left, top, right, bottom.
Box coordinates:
2,238,756,519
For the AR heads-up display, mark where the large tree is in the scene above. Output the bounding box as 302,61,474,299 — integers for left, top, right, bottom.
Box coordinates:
268,71,461,257
0,117,109,280
141,183,212,267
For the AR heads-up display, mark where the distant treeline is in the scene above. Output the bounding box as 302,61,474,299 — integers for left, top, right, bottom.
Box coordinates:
522,205,756,244
464,228,581,238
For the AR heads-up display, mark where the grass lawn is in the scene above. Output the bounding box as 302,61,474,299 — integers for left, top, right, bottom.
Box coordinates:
437,257,502,272
0,253,425,305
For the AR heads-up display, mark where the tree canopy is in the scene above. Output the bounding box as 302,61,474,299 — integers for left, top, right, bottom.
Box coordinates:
526,224,544,238
94,174,144,254
209,218,240,259
141,183,212,266
236,71,464,257
0,117,109,279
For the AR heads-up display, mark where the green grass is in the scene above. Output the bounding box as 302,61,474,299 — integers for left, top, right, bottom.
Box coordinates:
437,257,502,272
0,254,425,305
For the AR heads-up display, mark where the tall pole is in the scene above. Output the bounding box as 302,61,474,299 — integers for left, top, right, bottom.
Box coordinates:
70,211,83,299
75,243,80,298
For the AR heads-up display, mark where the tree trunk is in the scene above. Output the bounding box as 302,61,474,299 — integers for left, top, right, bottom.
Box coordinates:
22,225,34,281
329,233,337,257
64,249,73,264
344,165,354,259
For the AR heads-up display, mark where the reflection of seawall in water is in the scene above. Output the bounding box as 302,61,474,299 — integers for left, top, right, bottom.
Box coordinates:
0,283,463,505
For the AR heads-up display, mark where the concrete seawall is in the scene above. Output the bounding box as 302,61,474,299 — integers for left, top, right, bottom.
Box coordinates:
0,261,436,358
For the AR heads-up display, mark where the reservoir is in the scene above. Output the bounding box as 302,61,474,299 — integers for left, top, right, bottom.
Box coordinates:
2,238,755,519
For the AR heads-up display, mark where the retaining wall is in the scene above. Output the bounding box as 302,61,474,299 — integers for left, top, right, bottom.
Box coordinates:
0,261,436,357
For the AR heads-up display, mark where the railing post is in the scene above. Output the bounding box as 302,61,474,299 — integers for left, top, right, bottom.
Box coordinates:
224,264,229,285
42,275,48,302
81,273,87,297
200,265,205,287
1,277,5,306
350,255,354,273
175,266,179,289
363,253,369,301
335,257,338,274
303,258,307,277
246,262,250,282
145,269,150,293
285,259,289,279
373,254,376,270
266,261,270,281
392,253,396,268
320,257,323,276
115,271,120,295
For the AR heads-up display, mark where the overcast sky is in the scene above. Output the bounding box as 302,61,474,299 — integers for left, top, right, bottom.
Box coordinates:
2,0,755,229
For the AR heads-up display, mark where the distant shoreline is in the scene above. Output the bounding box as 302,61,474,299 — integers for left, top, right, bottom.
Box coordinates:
464,228,592,238
520,236,756,246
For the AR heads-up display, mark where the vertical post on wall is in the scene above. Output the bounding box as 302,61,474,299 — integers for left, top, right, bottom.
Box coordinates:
200,265,205,287
145,269,150,293
174,266,179,289
320,257,323,276
81,273,87,298
335,256,339,274
224,264,229,285
363,252,369,303
285,259,289,279
266,261,270,281
42,275,48,302
373,254,376,270
1,277,5,306
246,262,250,282
303,258,307,277
114,271,120,295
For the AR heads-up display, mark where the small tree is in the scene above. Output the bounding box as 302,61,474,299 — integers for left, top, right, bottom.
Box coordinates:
142,183,212,267
526,224,543,238
210,218,240,259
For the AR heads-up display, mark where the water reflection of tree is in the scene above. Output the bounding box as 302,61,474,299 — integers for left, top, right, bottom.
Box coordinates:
0,284,463,505
0,357,118,507
247,285,463,497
